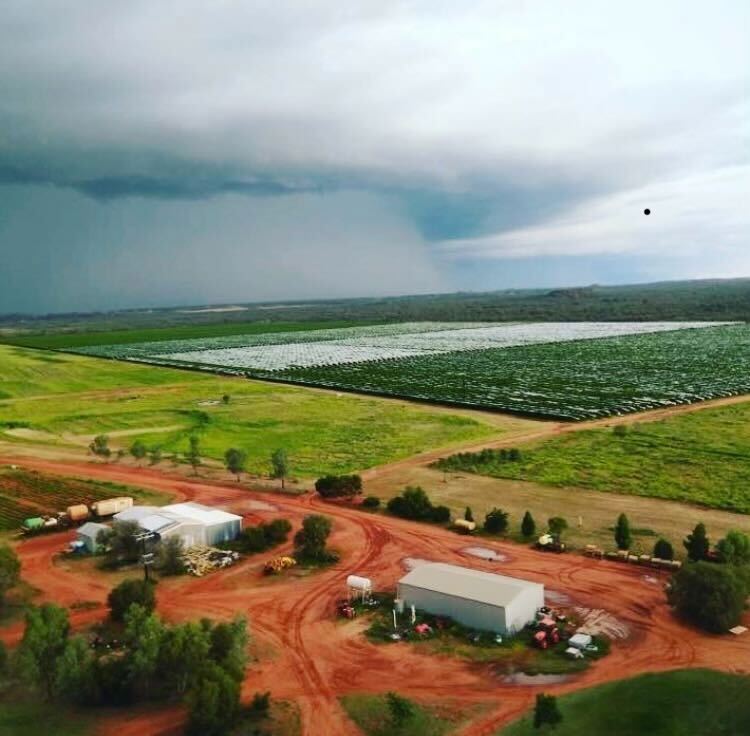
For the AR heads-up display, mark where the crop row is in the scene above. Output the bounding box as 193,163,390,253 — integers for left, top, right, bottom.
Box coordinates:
0,470,113,509
260,324,750,420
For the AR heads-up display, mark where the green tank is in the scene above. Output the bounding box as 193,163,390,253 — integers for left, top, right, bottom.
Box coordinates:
23,517,44,531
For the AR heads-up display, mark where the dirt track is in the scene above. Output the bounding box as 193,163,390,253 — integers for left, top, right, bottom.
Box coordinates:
1,456,749,736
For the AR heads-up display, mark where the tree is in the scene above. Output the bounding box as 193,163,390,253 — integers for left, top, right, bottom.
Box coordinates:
362,495,381,509
533,693,562,729
186,663,241,736
508,448,522,462
108,578,156,622
667,562,746,633
464,507,474,522
158,621,212,697
653,538,674,560
684,523,710,562
484,508,509,534
548,517,568,536
294,514,333,561
17,603,70,699
262,519,292,546
270,448,290,490
431,505,451,523
186,435,202,475
208,616,248,682
157,536,186,575
521,511,536,538
130,439,147,465
89,434,111,459
149,446,162,466
314,475,363,498
224,448,247,481
716,530,750,565
250,691,271,714
614,513,632,551
123,604,165,699
0,544,20,606
386,691,415,727
99,520,142,566
54,635,96,705
222,394,231,404
387,486,433,520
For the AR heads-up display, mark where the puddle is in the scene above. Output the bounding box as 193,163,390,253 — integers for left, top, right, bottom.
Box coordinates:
462,547,507,562
503,673,569,686
574,607,630,639
198,400,221,406
545,590,573,606
402,557,434,571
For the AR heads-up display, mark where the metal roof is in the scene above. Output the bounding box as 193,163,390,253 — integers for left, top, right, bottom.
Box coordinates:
114,505,160,522
398,563,543,608
77,522,110,538
162,502,241,525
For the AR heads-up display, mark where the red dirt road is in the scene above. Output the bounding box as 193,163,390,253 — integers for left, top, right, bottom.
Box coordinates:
2,456,750,736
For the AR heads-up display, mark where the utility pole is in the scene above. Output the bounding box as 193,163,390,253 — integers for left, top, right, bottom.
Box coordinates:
135,530,157,581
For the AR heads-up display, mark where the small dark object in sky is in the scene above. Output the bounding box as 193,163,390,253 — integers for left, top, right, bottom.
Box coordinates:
644,208,651,215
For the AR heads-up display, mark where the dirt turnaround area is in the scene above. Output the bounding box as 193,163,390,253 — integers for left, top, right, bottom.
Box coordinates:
2,457,749,736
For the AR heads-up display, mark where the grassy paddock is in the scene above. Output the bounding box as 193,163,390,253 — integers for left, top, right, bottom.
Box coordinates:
500,669,750,735
0,698,93,736
433,402,750,513
0,345,501,477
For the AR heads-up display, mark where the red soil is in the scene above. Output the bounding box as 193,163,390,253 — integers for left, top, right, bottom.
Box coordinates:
1,456,749,736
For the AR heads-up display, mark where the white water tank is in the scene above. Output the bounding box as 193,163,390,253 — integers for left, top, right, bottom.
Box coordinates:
346,575,372,592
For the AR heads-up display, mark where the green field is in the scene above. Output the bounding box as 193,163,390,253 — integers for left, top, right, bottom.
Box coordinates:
340,694,474,736
2,320,370,350
501,669,750,735
0,345,498,477
435,401,750,513
0,700,92,736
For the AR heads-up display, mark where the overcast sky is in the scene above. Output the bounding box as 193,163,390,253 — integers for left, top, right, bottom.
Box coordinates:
1,1,748,313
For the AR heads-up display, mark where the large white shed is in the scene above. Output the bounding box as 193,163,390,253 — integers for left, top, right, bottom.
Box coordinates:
397,563,544,634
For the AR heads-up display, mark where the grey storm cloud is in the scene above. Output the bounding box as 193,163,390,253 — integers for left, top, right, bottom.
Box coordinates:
0,1,748,312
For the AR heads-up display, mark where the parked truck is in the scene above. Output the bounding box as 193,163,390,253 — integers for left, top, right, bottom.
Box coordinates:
536,533,566,553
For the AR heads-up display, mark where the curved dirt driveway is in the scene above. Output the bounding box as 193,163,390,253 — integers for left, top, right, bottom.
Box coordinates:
1,456,749,736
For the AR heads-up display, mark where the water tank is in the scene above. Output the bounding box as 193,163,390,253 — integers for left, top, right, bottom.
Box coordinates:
66,504,90,522
346,575,372,592
91,496,134,517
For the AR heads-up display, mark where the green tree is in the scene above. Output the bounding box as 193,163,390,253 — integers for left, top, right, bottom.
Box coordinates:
508,447,522,462
464,507,474,522
716,530,750,565
684,523,710,562
130,439,147,465
54,635,97,705
533,693,562,729
294,514,333,561
667,562,746,633
149,446,162,466
270,448,290,490
653,538,674,560
386,691,415,727
548,517,568,536
99,520,142,566
483,508,509,534
186,435,202,475
521,510,536,538
362,496,380,509
224,448,247,482
123,604,166,699
250,691,271,714
208,616,248,682
157,535,186,575
386,486,434,520
158,621,212,697
89,434,111,459
0,544,21,606
0,640,7,677
615,513,632,550
222,394,231,404
108,578,157,622
186,663,241,736
17,604,70,699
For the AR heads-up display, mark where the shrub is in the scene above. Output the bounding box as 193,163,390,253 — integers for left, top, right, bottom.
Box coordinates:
615,513,632,550
108,579,156,622
667,562,747,633
315,474,363,498
250,690,271,714
362,495,381,509
294,515,333,562
684,523,710,562
431,505,451,524
521,510,536,538
263,519,292,545
157,536,186,576
548,516,568,536
483,508,509,535
653,538,674,560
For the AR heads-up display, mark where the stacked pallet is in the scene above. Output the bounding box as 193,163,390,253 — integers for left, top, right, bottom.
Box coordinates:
184,546,239,576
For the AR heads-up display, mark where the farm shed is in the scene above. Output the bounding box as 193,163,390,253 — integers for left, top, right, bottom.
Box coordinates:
397,563,544,634
114,502,242,548
76,522,110,553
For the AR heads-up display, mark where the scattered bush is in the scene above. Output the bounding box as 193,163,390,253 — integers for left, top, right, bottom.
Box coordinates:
534,693,562,729
715,530,750,565
483,507,509,535
615,513,632,550
653,538,674,560
233,519,292,554
386,486,450,525
157,536,186,576
250,690,271,714
315,474,363,498
548,516,568,536
108,578,156,622
294,515,336,563
684,523,710,562
521,510,536,538
362,495,381,509
0,544,21,605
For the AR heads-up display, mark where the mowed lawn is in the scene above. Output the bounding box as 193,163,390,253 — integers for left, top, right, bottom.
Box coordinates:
501,669,750,736
0,345,502,477
440,402,750,513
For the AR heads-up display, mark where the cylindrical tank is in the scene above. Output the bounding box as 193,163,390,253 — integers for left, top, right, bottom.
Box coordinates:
454,519,476,532
346,575,372,592
43,517,58,528
91,496,134,517
66,504,90,522
23,517,44,531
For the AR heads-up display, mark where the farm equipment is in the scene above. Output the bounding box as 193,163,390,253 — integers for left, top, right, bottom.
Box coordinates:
263,556,297,576
533,617,560,649
584,544,604,559
184,546,239,576
22,517,44,533
336,600,356,619
536,534,566,553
